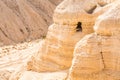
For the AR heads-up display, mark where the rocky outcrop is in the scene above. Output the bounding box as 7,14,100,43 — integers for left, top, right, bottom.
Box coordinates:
26,0,112,73
68,1,120,80
0,0,119,80
0,0,62,46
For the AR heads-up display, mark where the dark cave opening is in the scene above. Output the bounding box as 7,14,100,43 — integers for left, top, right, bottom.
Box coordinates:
76,22,82,32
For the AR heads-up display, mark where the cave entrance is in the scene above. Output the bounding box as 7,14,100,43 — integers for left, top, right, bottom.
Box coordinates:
76,22,82,32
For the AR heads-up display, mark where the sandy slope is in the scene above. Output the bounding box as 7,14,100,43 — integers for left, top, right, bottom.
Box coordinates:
0,39,42,80
0,39,67,80
0,0,62,46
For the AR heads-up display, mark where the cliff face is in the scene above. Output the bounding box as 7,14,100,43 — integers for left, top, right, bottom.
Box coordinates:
27,0,111,73
0,0,120,80
68,1,120,80
0,0,62,46
25,0,120,80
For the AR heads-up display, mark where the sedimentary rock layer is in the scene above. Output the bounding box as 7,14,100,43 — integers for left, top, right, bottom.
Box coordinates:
27,0,112,73
0,0,119,80
0,0,62,46
68,1,120,80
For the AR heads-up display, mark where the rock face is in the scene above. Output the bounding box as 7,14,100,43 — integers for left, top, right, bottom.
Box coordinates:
0,0,120,80
68,1,120,80
0,0,62,46
27,0,112,73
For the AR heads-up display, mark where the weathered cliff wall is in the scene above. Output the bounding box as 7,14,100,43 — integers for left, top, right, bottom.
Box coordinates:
27,0,113,73
0,0,119,80
0,0,62,46
68,1,120,80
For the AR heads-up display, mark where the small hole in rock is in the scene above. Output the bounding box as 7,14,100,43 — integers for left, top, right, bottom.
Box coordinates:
76,22,82,32
20,29,24,34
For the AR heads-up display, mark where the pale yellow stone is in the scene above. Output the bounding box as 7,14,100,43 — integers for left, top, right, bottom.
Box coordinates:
27,0,109,73
68,1,120,80
0,0,119,80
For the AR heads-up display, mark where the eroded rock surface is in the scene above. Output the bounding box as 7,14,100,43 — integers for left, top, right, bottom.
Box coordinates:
0,0,119,80
26,0,111,73
0,0,62,46
68,1,120,80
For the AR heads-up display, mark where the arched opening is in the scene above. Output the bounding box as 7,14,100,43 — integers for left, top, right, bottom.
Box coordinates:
76,22,82,32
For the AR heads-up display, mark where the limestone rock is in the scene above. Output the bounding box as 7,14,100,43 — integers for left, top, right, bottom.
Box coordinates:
94,1,120,71
0,0,119,80
27,0,111,73
68,34,105,80
68,1,120,80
